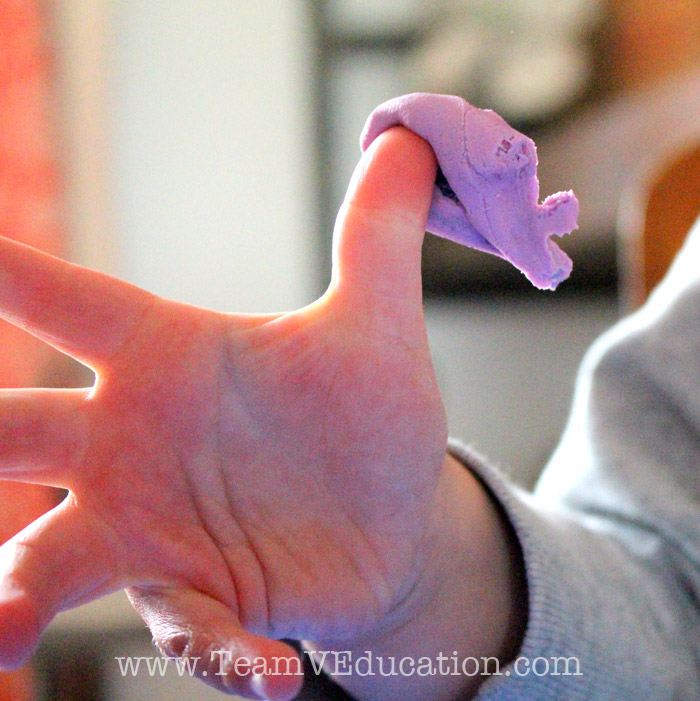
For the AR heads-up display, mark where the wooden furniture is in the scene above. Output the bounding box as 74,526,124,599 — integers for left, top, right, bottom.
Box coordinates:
609,0,700,91
618,142,700,309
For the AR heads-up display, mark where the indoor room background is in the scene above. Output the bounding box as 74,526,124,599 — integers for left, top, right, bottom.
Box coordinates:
4,1,700,698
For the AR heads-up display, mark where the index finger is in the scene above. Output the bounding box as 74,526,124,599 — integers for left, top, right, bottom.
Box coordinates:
0,236,155,369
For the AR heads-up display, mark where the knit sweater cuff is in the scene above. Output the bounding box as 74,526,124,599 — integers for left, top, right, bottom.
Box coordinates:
448,439,671,699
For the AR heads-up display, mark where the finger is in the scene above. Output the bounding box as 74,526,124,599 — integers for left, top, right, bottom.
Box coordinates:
0,498,125,669
0,236,155,367
0,388,90,488
128,586,303,700
330,126,437,330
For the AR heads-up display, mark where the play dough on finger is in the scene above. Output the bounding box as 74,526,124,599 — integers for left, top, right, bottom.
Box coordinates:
361,93,579,290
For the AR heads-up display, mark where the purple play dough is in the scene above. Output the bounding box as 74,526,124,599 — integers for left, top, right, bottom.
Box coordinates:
360,93,579,290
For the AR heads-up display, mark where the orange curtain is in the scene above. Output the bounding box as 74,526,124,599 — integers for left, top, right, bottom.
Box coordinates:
0,1,67,698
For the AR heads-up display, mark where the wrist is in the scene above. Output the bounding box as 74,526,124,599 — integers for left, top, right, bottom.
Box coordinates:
304,453,527,700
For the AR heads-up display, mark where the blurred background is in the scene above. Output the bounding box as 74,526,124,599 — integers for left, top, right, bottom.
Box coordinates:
2,0,700,698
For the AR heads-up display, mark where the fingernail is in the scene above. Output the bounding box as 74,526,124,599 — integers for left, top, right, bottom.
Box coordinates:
156,632,189,658
249,672,269,700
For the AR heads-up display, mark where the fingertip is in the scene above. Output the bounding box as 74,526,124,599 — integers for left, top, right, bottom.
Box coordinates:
218,637,304,700
133,587,304,699
250,672,303,701
348,126,437,224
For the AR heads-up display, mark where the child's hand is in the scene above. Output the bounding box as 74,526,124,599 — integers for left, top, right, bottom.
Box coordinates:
0,128,523,700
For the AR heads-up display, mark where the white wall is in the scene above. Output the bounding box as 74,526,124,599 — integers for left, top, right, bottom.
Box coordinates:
99,1,315,313
427,296,618,487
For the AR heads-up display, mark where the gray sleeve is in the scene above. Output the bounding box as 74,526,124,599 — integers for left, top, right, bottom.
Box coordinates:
450,223,700,699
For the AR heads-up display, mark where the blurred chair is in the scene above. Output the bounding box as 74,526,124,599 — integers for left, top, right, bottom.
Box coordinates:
618,141,700,309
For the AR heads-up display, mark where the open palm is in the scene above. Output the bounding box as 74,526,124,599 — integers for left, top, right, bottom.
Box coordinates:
0,129,453,698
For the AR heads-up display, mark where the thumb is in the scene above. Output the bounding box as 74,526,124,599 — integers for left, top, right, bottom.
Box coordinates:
330,126,437,325
127,586,303,700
